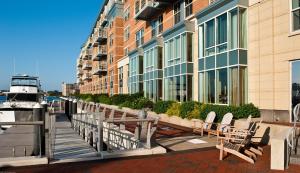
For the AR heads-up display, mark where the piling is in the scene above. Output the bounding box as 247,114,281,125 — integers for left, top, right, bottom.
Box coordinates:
64,99,69,119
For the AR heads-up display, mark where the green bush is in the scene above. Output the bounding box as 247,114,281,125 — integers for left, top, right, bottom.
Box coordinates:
235,103,260,118
153,100,175,114
166,102,181,117
179,101,201,119
186,103,201,120
96,94,111,104
120,97,153,109
199,103,260,122
110,94,131,105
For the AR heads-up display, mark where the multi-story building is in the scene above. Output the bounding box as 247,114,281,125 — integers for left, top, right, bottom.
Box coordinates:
62,82,79,96
76,0,300,122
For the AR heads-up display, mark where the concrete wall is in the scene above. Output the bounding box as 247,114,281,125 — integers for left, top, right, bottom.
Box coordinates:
248,0,300,122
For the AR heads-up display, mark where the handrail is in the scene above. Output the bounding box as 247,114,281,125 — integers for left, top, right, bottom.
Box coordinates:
0,121,43,125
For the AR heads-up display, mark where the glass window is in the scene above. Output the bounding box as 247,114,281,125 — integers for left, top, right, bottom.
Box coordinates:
229,9,238,49
187,33,193,62
216,53,227,67
182,33,187,62
217,68,228,104
176,76,181,101
239,8,247,48
292,60,300,119
239,66,248,105
205,56,215,70
185,0,193,18
206,19,215,49
199,58,204,71
217,14,227,44
292,4,300,31
229,67,238,105
229,50,238,65
199,72,204,102
205,70,215,103
174,2,181,24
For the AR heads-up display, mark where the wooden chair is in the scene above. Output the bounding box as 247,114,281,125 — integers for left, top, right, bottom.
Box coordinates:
216,121,263,164
193,111,216,136
208,113,233,140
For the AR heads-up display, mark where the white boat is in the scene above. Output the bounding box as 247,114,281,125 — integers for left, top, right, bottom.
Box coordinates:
0,75,44,129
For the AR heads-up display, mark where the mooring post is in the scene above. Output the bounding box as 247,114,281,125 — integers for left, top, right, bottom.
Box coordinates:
64,99,69,118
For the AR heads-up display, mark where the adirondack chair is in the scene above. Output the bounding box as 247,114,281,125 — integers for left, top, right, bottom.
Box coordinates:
208,113,233,140
193,111,216,136
216,120,263,164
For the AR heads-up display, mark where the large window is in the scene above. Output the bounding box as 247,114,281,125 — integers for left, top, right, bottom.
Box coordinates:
129,55,143,94
292,60,300,121
164,32,193,102
185,0,193,17
198,7,248,106
144,46,163,101
174,2,181,24
292,0,300,31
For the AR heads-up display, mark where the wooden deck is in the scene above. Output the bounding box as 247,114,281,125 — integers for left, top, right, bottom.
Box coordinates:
52,114,98,162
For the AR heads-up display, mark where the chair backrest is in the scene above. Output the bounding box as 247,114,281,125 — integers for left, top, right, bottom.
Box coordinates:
203,111,216,130
219,113,233,132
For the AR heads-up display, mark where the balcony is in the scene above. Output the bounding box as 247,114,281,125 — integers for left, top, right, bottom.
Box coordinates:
77,69,83,76
134,0,167,21
97,29,107,44
82,61,92,70
82,49,93,60
83,73,92,81
92,63,108,75
77,58,82,67
92,46,107,61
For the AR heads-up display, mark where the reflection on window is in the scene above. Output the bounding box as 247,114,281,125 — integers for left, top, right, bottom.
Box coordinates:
205,70,215,103
292,0,300,31
174,2,181,24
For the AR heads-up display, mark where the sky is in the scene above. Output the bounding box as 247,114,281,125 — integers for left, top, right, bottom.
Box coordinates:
0,0,103,91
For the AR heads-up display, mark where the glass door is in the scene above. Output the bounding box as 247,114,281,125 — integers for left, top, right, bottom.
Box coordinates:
292,60,300,121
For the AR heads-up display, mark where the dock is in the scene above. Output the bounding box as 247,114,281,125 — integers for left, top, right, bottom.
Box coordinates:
52,114,98,163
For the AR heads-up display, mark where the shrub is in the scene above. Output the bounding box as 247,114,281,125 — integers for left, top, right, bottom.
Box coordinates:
186,103,201,120
235,103,260,118
110,94,131,105
179,101,201,119
166,102,181,117
133,97,154,109
199,103,260,122
153,100,175,114
96,94,111,104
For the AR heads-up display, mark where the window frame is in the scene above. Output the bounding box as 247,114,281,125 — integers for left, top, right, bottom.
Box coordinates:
173,1,181,25
185,0,193,18
290,0,300,34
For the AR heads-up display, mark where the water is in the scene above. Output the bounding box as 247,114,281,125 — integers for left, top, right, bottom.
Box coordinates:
0,96,6,104
46,96,61,103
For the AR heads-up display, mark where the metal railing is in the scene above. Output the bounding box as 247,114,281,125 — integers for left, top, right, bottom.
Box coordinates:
71,102,159,153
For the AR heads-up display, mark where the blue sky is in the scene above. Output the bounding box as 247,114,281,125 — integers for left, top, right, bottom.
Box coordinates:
0,0,103,91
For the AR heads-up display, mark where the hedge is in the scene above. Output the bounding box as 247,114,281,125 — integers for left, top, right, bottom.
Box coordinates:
153,100,175,114
75,94,260,121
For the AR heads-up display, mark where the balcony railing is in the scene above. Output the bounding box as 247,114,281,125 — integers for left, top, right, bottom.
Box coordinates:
97,29,107,44
83,73,92,81
82,61,92,70
134,0,167,21
77,59,82,67
77,69,83,76
92,63,108,75
83,49,93,60
92,45,107,61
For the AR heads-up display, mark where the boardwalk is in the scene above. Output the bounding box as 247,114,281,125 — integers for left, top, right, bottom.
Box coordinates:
52,114,97,162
